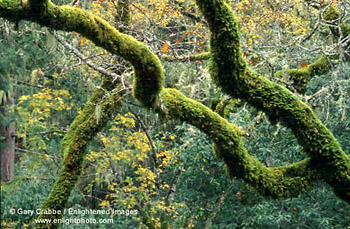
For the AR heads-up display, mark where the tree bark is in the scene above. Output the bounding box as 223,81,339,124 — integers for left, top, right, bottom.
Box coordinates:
1,96,15,182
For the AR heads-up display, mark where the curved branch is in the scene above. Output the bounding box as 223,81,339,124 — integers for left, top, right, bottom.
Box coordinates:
0,0,164,108
161,88,319,199
274,55,331,93
35,78,122,228
195,0,350,202
1,3,349,227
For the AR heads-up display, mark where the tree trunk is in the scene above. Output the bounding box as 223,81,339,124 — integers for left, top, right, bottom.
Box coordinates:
1,96,15,182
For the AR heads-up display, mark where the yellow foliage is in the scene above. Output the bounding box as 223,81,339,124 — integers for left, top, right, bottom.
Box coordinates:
107,185,115,191
234,0,310,47
99,200,110,208
86,111,187,227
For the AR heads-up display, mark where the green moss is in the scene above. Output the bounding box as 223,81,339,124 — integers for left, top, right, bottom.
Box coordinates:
275,55,331,93
162,52,211,62
196,0,350,202
161,88,319,198
0,0,165,109
214,98,230,117
188,52,211,61
323,5,340,21
35,78,122,229
116,0,131,25
0,0,26,21
214,97,243,118
210,97,221,111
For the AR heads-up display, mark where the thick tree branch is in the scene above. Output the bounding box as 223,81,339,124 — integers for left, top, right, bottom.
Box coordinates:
0,3,349,229
0,0,164,108
195,0,350,202
35,77,122,228
161,88,320,198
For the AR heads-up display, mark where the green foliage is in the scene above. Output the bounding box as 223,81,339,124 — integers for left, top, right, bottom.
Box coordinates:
1,0,350,229
306,63,350,154
165,63,350,228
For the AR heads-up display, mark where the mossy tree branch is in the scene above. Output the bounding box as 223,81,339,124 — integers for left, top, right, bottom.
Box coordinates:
1,3,349,229
35,78,122,229
0,0,164,108
161,88,320,198
162,52,211,62
195,0,350,202
274,55,331,93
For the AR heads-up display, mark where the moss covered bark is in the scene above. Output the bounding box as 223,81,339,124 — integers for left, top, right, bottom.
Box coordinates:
161,88,321,198
1,2,349,225
273,5,350,93
35,78,122,229
195,0,350,202
0,0,164,108
162,52,211,62
274,55,331,93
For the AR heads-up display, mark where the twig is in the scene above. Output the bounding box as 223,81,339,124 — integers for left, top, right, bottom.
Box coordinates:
13,81,44,89
205,182,235,229
15,147,60,159
128,108,159,170
51,30,131,89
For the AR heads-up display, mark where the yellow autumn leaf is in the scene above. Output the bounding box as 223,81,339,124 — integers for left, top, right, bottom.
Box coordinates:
101,137,108,144
99,200,110,208
107,185,115,191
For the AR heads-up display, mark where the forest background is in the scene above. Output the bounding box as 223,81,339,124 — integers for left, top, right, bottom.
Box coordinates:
1,0,350,228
